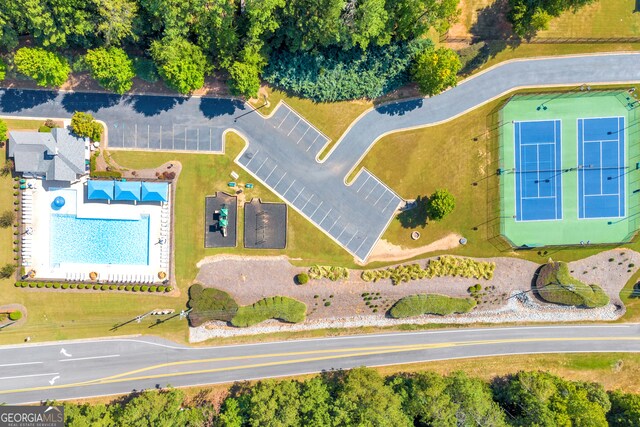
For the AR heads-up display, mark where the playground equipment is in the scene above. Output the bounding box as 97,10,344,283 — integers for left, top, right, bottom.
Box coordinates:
216,204,229,237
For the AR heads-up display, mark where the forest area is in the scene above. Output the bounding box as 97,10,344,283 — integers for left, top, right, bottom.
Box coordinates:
0,0,596,101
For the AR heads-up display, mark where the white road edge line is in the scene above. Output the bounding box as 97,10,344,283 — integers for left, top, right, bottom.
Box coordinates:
0,373,59,380
0,362,43,367
59,355,120,363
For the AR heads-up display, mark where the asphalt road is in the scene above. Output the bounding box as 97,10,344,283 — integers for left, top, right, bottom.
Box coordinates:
0,324,638,404
2,53,640,260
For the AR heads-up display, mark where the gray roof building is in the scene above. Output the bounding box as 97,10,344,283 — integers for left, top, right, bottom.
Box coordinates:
8,128,88,182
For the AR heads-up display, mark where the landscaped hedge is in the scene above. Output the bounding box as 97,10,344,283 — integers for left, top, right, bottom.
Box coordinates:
8,311,22,321
362,256,495,285
187,283,239,326
389,294,477,318
90,170,122,179
231,296,307,327
535,261,609,308
308,265,349,281
14,281,171,293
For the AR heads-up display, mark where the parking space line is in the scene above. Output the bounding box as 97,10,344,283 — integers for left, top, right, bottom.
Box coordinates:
310,201,323,218
357,176,370,193
197,128,200,151
147,125,150,148
291,187,305,203
336,225,348,240
255,157,269,174
209,128,213,151
354,237,368,254
296,127,309,144
283,179,296,196
345,230,358,246
245,149,260,167
277,110,291,128
306,135,320,152
364,183,378,200
327,215,341,232
373,191,386,206
319,208,332,225
184,126,187,148
287,118,302,136
264,165,277,181
159,125,162,147
301,193,314,210
122,124,125,147
382,196,398,212
172,124,175,149
274,172,287,188
134,124,137,147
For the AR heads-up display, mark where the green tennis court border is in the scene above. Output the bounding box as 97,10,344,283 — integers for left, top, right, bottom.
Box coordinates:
499,91,640,247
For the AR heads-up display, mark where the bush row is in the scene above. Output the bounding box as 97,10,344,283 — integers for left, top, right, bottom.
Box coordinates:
535,261,609,308
361,256,495,285
389,294,477,318
230,296,307,327
15,281,172,293
90,170,122,179
308,265,350,281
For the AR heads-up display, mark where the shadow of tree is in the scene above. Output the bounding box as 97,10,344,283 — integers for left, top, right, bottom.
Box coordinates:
0,89,57,113
128,94,186,117
631,282,640,298
60,91,122,113
396,195,428,229
375,98,424,117
459,0,521,75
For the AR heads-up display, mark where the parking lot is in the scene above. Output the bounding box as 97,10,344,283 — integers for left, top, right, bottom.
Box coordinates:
266,104,330,159
108,123,225,152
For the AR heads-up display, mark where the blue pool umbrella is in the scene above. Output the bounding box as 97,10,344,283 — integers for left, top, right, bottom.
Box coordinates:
87,180,114,200
141,182,168,202
53,196,65,208
114,181,141,201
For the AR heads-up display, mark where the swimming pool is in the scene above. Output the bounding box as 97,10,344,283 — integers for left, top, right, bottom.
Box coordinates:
50,214,150,266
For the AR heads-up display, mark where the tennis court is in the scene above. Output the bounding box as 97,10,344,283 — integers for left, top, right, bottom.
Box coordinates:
515,120,562,221
499,91,640,247
578,117,626,219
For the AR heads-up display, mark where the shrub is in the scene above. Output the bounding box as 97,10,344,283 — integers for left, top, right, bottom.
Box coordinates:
187,284,239,326
264,40,431,102
295,273,309,285
93,285,100,290
85,47,135,94
132,57,159,83
62,283,69,289
231,296,307,327
29,282,36,288
118,286,124,291
8,311,22,321
389,294,477,318
0,210,15,228
20,282,28,287
157,286,166,292
90,170,122,179
71,112,103,141
535,261,609,308
133,286,140,292
110,285,117,290
149,36,209,94
100,285,108,291
45,283,52,288
70,284,77,289
308,265,349,281
77,284,85,289
0,263,16,278
427,189,455,221
150,286,157,292
44,119,57,129
14,47,70,87
141,285,149,292
125,286,132,291
324,301,331,307
165,287,173,292
37,282,44,288
38,125,52,133
0,58,5,81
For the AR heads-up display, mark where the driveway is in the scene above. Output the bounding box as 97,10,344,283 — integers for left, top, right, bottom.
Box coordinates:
2,53,640,261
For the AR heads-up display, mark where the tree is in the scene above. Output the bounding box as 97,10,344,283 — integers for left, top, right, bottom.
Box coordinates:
0,210,15,227
299,377,332,426
608,391,640,427
64,403,114,427
14,47,71,87
228,61,261,99
411,46,461,96
93,0,137,46
385,0,460,41
246,379,302,426
0,160,12,177
0,58,5,80
342,0,390,50
0,118,7,142
0,263,16,279
389,372,458,426
279,0,344,51
85,47,135,94
427,189,455,221
332,367,412,427
118,388,207,426
71,112,103,141
150,36,209,94
508,0,595,38
217,397,243,427
445,371,508,427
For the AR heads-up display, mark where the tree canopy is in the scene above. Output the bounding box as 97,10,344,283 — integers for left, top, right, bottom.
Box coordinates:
149,36,209,94
508,0,596,38
71,112,103,141
13,47,70,87
412,47,462,96
427,189,456,221
85,47,135,94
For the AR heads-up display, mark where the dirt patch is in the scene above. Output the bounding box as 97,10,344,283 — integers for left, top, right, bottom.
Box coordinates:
363,234,463,264
0,304,28,329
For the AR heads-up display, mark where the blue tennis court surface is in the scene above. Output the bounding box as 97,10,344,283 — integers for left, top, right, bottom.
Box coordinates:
578,117,626,219
515,120,562,221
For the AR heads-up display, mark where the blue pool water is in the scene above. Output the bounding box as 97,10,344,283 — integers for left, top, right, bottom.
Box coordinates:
50,214,150,266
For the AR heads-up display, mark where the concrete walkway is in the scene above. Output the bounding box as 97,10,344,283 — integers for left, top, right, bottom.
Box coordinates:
2,52,640,261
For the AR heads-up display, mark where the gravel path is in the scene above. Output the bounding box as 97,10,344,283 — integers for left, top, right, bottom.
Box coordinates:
191,250,638,341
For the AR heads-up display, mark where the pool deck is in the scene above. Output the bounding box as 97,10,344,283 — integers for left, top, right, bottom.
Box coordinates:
21,178,170,283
